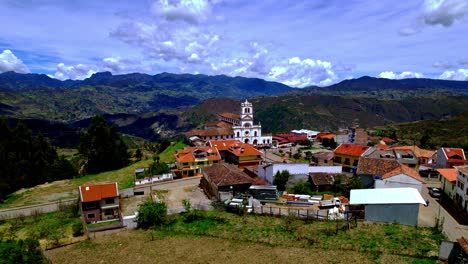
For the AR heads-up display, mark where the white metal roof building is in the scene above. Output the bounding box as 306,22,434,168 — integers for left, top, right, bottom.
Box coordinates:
350,188,426,226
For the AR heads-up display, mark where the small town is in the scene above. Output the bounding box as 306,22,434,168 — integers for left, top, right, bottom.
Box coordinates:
1,0,468,263
1,99,467,263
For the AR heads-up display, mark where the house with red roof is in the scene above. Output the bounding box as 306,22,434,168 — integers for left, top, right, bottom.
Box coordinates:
209,140,264,169
437,168,457,199
374,164,426,192
79,182,121,224
436,147,466,168
173,147,221,177
333,143,370,172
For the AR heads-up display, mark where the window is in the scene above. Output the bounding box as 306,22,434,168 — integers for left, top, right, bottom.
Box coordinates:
334,157,342,163
236,132,240,137
104,209,114,216
344,158,350,165
83,202,97,210
245,131,249,135
87,213,95,219
182,162,189,166
353,160,358,166
254,131,258,137
105,198,114,204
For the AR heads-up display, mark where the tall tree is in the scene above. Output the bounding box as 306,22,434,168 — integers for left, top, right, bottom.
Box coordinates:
79,115,129,174
273,170,291,192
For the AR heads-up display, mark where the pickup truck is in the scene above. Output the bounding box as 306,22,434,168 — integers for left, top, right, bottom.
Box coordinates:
319,197,342,208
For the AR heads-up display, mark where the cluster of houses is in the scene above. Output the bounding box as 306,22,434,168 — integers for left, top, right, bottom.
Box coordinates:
77,100,468,231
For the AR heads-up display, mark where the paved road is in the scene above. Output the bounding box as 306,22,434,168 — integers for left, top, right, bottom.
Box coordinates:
419,181,468,241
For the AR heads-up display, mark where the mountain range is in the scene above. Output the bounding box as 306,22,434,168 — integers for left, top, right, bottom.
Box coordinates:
1,71,468,146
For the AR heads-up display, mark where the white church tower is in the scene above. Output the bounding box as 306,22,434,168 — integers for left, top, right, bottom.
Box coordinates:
233,99,272,146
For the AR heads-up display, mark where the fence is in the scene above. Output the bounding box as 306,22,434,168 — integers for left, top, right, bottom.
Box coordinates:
0,199,77,220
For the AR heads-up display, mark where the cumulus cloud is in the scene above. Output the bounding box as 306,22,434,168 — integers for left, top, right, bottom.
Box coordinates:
50,63,96,80
423,0,468,26
439,68,468,80
111,1,341,87
378,71,424,79
0,49,30,73
210,43,337,87
269,57,337,87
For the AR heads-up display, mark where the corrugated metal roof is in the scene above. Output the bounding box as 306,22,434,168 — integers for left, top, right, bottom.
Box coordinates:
349,188,426,205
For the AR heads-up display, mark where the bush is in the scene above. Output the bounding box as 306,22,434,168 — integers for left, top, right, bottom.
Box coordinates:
72,222,84,237
136,200,168,229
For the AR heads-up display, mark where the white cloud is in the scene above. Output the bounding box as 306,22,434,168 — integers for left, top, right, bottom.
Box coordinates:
378,71,424,79
269,57,337,87
432,61,454,69
423,0,468,26
51,63,96,80
0,49,30,73
439,68,468,80
398,27,421,36
151,0,212,25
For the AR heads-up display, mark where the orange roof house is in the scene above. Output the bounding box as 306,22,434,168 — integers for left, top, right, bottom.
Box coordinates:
393,145,435,165
437,168,458,199
333,144,370,173
79,183,121,224
375,164,426,192
79,182,119,203
436,147,466,168
209,140,263,169
173,147,221,177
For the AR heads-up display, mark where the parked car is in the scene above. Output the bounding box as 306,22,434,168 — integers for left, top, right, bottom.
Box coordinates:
429,187,441,198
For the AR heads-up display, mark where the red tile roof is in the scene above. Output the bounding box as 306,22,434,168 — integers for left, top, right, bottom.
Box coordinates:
436,168,457,183
209,140,242,151
382,164,425,183
202,163,255,187
319,134,336,140
174,147,221,163
393,145,434,158
228,142,263,157
334,144,370,157
218,112,240,120
79,182,118,203
357,158,401,176
381,137,396,143
185,127,233,137
442,147,466,162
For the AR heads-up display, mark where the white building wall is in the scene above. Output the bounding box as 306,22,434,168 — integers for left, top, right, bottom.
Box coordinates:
374,173,423,193
455,169,468,212
436,148,448,168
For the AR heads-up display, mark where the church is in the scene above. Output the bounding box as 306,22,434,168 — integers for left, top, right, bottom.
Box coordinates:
232,99,272,145
186,99,272,146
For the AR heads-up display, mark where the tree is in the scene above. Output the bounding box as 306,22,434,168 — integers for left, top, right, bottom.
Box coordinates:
79,115,129,174
343,174,364,197
136,200,168,229
322,138,337,149
290,180,312,195
134,148,143,161
0,119,71,199
273,170,291,192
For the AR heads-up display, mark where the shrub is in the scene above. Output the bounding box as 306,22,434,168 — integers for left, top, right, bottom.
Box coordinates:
136,200,168,229
72,222,84,237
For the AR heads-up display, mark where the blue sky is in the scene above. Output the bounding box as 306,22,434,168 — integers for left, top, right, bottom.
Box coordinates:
0,0,467,87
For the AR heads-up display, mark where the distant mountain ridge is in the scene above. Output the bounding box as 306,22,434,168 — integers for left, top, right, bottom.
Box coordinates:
0,71,293,121
283,76,468,98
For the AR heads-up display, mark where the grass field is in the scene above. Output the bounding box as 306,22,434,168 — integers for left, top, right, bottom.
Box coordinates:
0,141,188,209
0,207,84,249
46,210,441,263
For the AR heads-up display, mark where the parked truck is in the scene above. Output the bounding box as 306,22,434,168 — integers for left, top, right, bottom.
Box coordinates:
319,197,341,208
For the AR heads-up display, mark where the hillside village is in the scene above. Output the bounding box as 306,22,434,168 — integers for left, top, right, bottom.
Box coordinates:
71,100,468,261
